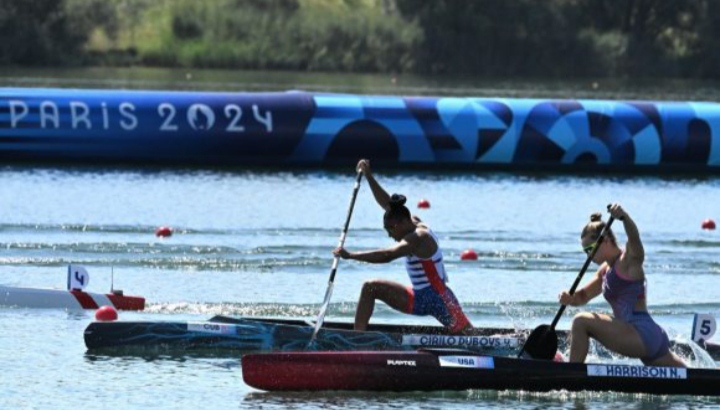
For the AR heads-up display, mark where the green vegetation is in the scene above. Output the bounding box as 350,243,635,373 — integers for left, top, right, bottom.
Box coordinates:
1,0,719,79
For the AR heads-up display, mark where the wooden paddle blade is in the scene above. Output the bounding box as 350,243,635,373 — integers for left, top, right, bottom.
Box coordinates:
522,325,558,360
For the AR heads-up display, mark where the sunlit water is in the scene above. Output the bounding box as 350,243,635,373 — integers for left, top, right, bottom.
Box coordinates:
0,165,719,409
1,67,720,408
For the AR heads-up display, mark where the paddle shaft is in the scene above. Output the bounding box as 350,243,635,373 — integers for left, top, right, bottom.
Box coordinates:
311,170,363,339
548,215,616,330
517,210,617,359
328,170,363,283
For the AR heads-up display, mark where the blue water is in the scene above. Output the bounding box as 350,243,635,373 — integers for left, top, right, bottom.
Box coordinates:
0,165,719,409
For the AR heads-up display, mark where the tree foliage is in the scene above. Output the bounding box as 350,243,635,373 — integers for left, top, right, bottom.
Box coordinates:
0,0,84,64
2,0,720,78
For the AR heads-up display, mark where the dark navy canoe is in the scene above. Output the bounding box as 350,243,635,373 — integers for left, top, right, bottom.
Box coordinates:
83,315,525,354
83,315,720,361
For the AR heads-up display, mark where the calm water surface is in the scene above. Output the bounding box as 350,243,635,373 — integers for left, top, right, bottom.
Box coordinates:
1,69,719,409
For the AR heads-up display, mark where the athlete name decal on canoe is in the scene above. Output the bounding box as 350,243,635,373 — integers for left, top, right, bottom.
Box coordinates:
587,364,688,379
401,334,518,348
438,356,494,369
386,360,417,366
187,322,235,335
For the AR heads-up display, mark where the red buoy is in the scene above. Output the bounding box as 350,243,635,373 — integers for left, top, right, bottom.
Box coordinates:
702,219,716,230
155,226,173,237
417,199,430,209
95,305,118,321
460,249,478,261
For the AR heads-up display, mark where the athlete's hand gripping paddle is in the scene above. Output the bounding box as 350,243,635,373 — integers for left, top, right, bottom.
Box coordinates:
309,170,363,344
518,205,616,360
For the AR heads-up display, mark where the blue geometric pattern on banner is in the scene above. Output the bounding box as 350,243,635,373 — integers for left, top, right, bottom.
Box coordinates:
1,88,719,172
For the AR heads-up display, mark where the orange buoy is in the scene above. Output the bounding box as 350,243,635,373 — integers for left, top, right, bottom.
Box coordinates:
460,249,478,261
701,219,716,230
155,226,173,237
95,305,118,321
417,199,430,209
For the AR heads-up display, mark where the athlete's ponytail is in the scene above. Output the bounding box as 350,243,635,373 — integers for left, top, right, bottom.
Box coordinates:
581,211,616,244
384,194,411,222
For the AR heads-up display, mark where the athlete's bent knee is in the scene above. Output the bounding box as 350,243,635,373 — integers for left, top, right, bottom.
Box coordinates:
360,280,383,298
571,312,595,332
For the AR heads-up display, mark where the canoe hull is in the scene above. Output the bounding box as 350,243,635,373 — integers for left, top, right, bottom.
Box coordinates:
242,350,720,396
83,316,520,354
83,315,720,361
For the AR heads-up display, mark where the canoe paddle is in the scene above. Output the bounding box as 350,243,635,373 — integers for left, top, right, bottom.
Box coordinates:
518,205,616,360
309,169,363,344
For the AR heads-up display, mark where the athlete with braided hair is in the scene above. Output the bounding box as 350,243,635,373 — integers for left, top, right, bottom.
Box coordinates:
333,159,473,334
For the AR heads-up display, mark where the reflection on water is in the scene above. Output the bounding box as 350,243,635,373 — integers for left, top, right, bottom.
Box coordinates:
2,66,720,102
242,389,720,410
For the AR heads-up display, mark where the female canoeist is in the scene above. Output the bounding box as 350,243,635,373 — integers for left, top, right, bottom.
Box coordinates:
333,159,473,335
558,203,686,367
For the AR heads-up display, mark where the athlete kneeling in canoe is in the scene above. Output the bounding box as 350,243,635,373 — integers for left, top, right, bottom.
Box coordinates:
558,203,685,367
333,159,473,335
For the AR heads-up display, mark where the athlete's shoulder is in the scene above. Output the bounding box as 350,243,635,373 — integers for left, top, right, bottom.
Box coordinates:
414,223,432,236
597,262,611,277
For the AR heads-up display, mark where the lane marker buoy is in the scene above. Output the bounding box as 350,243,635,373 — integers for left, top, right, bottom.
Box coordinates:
460,249,478,261
155,226,173,237
701,219,716,230
95,305,118,321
